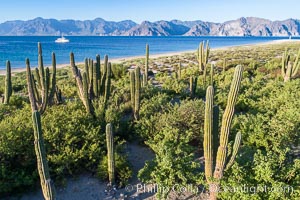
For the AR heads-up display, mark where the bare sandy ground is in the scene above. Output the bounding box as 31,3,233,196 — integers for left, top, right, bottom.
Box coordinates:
1,39,300,76
7,143,205,200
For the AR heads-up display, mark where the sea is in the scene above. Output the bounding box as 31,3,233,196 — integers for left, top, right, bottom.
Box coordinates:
0,36,296,69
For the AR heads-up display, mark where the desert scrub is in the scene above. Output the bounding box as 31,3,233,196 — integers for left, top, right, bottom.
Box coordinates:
136,97,205,143
219,79,300,200
138,126,204,199
0,103,36,194
0,101,105,195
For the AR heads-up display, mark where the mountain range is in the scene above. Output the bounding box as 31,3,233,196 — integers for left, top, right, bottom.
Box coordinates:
0,17,300,36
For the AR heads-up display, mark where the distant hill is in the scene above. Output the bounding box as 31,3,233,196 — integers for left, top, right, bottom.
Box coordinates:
0,17,299,36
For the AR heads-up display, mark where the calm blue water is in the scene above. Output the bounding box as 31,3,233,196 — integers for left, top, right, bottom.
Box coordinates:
0,36,295,69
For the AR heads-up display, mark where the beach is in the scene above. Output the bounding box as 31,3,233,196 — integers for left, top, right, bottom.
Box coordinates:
0,39,299,76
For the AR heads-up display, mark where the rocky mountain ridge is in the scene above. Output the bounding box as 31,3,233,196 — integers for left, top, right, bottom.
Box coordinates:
0,17,299,36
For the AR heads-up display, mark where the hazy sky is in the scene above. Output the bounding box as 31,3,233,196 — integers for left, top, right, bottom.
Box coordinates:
0,0,299,23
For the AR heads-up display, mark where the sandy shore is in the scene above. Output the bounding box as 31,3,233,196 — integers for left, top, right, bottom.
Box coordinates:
1,39,300,76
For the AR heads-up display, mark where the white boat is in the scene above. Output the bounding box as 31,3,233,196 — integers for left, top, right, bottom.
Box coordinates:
55,36,69,43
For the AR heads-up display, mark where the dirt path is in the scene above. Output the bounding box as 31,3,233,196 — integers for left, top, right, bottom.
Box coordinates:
8,143,156,200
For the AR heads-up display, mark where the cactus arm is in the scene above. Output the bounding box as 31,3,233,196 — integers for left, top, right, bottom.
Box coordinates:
48,53,56,105
104,63,111,105
205,40,210,64
106,123,115,186
194,77,198,96
38,43,46,107
203,65,207,87
130,70,135,113
96,54,101,96
225,132,242,171
285,62,293,82
31,74,40,104
204,86,214,182
84,58,89,83
40,68,50,114
35,68,42,92
26,59,38,111
93,62,98,98
70,52,85,102
281,52,286,78
134,66,140,120
292,62,300,77
214,65,243,180
199,42,203,71
4,60,12,104
145,44,149,86
82,72,94,115
292,48,300,76
89,59,93,85
189,76,193,97
100,55,108,95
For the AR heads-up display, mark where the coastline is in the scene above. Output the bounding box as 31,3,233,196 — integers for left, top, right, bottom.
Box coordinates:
1,39,300,76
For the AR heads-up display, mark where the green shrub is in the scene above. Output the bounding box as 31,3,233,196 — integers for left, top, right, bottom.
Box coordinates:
138,126,204,199
97,141,132,187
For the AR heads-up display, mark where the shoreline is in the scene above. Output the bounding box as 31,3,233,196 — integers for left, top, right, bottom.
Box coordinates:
1,39,300,76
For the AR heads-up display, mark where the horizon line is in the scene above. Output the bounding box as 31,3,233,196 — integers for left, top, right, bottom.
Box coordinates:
1,16,298,24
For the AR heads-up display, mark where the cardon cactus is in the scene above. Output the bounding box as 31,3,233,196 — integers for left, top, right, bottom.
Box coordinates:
282,48,300,82
26,43,56,114
70,53,94,115
70,53,110,115
104,62,111,105
223,58,227,73
145,44,149,86
130,70,135,111
134,66,141,120
32,111,56,200
189,76,197,98
4,60,12,104
106,123,115,186
203,65,244,200
196,40,210,72
210,64,214,86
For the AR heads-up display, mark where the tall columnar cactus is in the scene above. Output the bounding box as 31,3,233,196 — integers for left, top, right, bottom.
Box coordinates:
48,53,57,105
223,58,227,73
210,64,214,86
70,52,94,115
26,43,56,114
144,44,149,86
32,111,56,200
96,54,101,97
100,55,108,95
4,60,12,104
104,63,111,105
133,67,141,120
70,53,110,115
189,76,197,98
204,86,214,182
203,65,244,200
130,70,135,112
281,48,300,82
196,40,210,72
106,123,115,186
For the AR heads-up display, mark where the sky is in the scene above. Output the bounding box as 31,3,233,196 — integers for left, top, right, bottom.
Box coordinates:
0,0,299,23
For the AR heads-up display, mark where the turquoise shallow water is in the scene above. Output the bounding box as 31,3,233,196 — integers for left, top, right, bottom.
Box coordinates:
0,36,295,69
